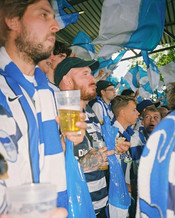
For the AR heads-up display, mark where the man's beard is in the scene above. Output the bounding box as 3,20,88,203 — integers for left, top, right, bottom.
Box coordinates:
73,82,97,101
15,26,53,65
81,91,97,101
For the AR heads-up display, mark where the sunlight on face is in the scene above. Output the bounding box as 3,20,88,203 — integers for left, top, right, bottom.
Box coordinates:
15,0,59,64
123,100,139,126
69,67,96,101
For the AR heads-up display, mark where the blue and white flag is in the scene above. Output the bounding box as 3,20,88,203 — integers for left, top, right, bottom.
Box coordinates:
96,45,122,59
123,65,139,92
159,62,175,85
71,30,95,60
142,51,160,91
123,64,153,98
92,50,127,79
120,77,132,90
137,111,175,217
98,50,127,71
107,77,119,88
156,90,167,106
138,65,153,98
109,50,128,71
51,0,79,29
92,0,166,51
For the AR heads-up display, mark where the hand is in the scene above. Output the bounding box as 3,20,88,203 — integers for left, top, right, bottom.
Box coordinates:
115,137,131,155
79,146,114,172
98,69,105,77
0,214,8,218
50,208,68,218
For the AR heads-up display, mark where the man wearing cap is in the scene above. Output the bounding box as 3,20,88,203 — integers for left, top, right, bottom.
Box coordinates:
133,99,155,131
91,80,116,125
54,57,130,217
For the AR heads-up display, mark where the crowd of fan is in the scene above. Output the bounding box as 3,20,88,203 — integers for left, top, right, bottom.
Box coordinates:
0,1,174,218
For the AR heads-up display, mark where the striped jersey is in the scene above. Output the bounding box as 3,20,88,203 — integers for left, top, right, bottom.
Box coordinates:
0,47,67,213
92,98,114,124
74,105,108,214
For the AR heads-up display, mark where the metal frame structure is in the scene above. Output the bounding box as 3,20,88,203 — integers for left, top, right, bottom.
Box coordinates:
56,0,175,59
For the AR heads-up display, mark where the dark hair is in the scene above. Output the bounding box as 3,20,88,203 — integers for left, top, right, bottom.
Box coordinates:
53,41,72,57
0,0,51,46
111,95,136,118
121,89,135,96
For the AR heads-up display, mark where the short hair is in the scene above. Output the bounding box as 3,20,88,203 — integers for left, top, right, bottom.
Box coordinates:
0,0,51,46
167,82,175,111
142,107,161,119
53,41,72,57
111,95,137,118
121,89,135,96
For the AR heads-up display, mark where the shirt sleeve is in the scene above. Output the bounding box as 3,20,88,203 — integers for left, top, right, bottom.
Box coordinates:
92,102,104,124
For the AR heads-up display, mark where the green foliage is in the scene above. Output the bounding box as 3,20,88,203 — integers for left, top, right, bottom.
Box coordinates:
150,44,175,67
131,43,175,68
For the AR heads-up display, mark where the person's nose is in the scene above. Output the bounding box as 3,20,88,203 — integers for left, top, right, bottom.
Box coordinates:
90,75,96,83
150,117,155,122
50,52,56,61
50,19,60,33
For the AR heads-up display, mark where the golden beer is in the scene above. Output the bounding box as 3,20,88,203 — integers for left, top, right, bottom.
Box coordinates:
99,165,108,171
59,109,80,132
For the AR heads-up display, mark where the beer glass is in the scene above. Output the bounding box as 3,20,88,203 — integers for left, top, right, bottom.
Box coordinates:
55,90,81,132
6,183,57,218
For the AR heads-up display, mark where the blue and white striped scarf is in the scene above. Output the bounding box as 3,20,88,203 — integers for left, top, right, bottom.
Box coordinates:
137,110,175,217
0,47,68,209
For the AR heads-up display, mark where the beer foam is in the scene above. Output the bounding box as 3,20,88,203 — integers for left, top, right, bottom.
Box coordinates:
59,105,80,110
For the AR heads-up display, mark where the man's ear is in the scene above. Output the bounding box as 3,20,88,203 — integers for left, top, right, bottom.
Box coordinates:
101,89,105,97
60,75,73,90
5,17,19,31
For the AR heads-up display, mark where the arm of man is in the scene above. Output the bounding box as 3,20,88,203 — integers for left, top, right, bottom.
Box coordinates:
79,146,114,172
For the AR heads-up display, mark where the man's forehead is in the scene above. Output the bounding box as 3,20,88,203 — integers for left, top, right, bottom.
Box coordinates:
128,100,136,106
26,0,54,14
145,111,160,116
69,66,91,72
